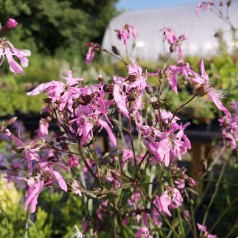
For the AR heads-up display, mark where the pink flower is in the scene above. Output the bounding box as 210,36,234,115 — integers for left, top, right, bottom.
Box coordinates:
196,1,215,16
67,154,79,168
84,43,101,64
24,161,68,213
190,59,231,117
24,177,44,213
5,129,42,174
162,27,188,60
0,40,30,75
153,187,183,218
37,118,49,138
27,70,84,111
135,227,152,238
113,75,129,117
143,122,191,167
162,63,192,93
219,101,238,149
197,223,217,238
6,18,18,29
115,24,136,46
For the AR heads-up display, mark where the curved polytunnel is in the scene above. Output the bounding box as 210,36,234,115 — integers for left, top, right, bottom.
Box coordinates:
102,2,238,61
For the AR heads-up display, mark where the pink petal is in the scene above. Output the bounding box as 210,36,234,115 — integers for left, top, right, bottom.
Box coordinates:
98,119,117,146
52,170,67,192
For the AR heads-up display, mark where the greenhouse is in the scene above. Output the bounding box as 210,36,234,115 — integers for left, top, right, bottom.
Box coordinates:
103,2,238,61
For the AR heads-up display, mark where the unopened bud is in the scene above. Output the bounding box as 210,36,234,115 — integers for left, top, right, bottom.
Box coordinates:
195,85,208,97
103,83,114,93
7,117,17,126
146,86,153,94
98,75,104,83
0,165,7,170
227,0,232,7
111,45,120,55
128,91,137,101
6,18,18,29
127,74,137,82
170,44,176,53
43,98,52,103
214,32,222,38
183,210,190,221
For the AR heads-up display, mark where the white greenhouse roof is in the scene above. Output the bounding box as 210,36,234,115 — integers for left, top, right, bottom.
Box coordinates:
102,3,238,61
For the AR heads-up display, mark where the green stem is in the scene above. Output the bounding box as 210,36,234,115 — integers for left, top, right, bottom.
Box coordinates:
210,196,238,234
201,159,227,232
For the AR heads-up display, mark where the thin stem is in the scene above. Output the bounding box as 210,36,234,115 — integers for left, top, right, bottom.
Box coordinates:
201,158,227,231
128,117,137,177
78,144,102,188
210,196,238,234
169,94,197,124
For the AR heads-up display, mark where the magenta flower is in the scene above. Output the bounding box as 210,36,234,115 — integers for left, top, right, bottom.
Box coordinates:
6,18,18,29
24,161,68,213
219,101,238,149
143,122,191,167
28,70,84,111
115,24,136,46
5,129,41,174
163,63,192,93
67,154,79,168
190,59,231,117
24,177,44,213
0,40,30,75
84,42,101,64
162,27,188,60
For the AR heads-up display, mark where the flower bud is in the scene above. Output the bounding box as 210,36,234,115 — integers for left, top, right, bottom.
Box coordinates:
98,75,104,83
227,0,232,7
183,210,190,221
6,18,18,29
111,45,120,55
127,74,137,82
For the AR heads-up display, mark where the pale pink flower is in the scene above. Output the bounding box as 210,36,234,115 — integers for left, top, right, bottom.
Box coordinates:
6,18,18,29
135,227,152,238
113,75,129,117
37,118,49,138
190,59,230,117
196,1,215,16
0,40,30,75
197,223,217,238
153,187,183,218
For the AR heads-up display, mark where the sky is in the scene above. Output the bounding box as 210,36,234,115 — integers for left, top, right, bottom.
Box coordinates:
116,0,199,11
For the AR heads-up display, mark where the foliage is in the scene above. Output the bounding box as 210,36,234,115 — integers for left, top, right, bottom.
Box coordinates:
0,0,118,56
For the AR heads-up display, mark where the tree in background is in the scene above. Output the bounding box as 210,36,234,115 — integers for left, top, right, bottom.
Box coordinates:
0,0,118,57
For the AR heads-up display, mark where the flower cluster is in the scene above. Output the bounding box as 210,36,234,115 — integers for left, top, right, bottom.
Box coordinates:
0,12,233,237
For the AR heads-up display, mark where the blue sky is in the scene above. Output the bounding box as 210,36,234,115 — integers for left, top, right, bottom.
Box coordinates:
116,0,199,11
